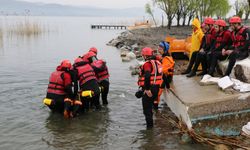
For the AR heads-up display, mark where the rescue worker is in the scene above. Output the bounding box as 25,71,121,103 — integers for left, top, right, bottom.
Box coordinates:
137,47,162,128
154,41,174,110
221,16,250,76
73,57,101,111
45,60,77,118
181,18,204,75
87,47,110,105
186,17,216,77
208,19,232,76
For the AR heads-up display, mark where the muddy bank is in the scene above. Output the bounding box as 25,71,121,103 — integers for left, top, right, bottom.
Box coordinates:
107,26,192,74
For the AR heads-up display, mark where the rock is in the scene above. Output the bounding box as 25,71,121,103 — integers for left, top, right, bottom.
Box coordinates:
131,43,139,50
120,48,130,57
107,39,120,47
127,52,136,59
121,56,131,62
120,46,130,52
218,57,250,83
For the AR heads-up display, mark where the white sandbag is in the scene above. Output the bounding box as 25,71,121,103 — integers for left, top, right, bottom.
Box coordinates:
218,76,234,90
200,74,220,85
242,122,250,136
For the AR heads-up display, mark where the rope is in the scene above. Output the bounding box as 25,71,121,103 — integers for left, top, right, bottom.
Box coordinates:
157,110,250,149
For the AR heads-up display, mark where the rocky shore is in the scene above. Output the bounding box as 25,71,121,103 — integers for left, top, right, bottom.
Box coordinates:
107,26,192,74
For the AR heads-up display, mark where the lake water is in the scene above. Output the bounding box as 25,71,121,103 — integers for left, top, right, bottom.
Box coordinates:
0,16,210,150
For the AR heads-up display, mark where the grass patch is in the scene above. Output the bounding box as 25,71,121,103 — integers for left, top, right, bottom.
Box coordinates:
8,20,45,36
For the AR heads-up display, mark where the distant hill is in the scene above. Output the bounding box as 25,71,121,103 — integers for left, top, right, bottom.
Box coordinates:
0,0,146,17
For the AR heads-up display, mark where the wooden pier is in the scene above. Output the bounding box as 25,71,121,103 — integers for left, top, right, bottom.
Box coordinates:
91,24,127,30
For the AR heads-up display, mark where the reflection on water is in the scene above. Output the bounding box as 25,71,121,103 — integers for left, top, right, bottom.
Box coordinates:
43,108,110,150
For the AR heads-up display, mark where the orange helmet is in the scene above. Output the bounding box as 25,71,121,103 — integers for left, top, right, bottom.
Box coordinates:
61,60,71,69
204,17,214,25
89,47,98,54
229,16,241,24
215,19,226,27
141,47,153,57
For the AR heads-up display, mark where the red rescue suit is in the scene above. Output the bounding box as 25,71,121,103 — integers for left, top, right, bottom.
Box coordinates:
91,60,110,82
47,71,66,95
138,60,163,87
232,27,248,48
75,64,96,86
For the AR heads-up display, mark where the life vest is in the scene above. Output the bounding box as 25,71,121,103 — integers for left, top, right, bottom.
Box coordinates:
91,60,110,82
75,64,96,86
162,56,175,76
47,71,66,95
232,26,248,48
205,27,215,46
214,30,229,48
138,60,163,87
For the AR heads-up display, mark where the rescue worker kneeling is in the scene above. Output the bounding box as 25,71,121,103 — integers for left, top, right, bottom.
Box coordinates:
137,47,162,128
44,60,81,118
85,48,110,105
73,57,101,111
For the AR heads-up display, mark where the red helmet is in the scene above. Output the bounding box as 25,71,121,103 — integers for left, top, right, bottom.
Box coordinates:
61,60,71,69
83,51,96,60
74,57,83,64
89,47,98,54
204,17,214,25
141,47,153,57
229,16,241,24
215,19,226,27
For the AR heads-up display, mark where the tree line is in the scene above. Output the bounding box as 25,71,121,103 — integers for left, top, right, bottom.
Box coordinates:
145,0,250,29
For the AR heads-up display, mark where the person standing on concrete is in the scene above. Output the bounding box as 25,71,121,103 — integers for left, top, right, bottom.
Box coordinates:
137,47,162,128
181,18,204,75
222,16,250,76
154,41,174,110
186,17,216,77
208,20,232,76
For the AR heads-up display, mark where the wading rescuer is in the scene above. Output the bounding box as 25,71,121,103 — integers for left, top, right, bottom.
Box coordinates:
86,47,110,105
44,60,81,118
137,47,162,128
154,41,174,110
73,56,101,111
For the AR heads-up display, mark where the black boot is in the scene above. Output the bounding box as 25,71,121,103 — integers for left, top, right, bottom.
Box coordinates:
186,71,196,77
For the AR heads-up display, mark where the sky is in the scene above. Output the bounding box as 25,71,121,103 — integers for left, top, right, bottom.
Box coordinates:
18,0,151,9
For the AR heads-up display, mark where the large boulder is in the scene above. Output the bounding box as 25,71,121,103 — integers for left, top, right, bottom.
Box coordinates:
218,56,250,83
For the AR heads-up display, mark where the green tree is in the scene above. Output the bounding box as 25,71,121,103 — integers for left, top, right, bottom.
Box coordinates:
153,0,178,29
145,3,158,26
214,0,231,19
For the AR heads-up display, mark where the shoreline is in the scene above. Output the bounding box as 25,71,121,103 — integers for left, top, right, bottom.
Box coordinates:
107,26,192,74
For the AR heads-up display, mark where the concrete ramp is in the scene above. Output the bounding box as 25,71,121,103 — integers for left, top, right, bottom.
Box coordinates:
163,75,250,135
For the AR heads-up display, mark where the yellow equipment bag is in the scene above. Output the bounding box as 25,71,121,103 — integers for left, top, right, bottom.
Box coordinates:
43,98,53,106
81,90,94,98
